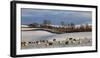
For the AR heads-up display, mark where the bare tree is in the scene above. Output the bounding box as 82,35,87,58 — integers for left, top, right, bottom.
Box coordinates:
61,21,65,27
28,23,39,28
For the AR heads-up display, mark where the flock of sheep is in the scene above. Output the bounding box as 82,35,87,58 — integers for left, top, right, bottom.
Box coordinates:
21,37,92,49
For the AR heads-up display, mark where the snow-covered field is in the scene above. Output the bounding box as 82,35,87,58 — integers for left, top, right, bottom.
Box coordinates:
21,30,92,49
22,30,91,41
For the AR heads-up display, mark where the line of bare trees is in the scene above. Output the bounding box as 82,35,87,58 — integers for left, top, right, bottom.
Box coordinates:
28,20,92,33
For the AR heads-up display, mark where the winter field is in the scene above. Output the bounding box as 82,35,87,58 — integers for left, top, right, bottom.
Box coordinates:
21,30,92,49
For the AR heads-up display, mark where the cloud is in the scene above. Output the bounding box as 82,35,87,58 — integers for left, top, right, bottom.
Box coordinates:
21,8,92,25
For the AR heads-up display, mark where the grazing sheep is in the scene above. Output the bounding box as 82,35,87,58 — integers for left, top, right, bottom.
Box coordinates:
28,41,33,44
21,42,28,47
36,41,39,44
69,38,73,40
45,43,49,46
47,42,53,46
73,39,76,41
53,39,56,41
65,41,69,45
72,39,77,44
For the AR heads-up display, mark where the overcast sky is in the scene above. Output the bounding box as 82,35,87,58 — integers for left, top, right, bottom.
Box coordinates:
21,8,92,25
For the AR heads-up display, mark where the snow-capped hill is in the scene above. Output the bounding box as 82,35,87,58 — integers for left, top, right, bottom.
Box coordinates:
21,25,29,27
75,24,92,28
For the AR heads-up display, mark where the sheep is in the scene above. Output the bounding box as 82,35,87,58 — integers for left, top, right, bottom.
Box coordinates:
21,41,28,47
65,41,69,45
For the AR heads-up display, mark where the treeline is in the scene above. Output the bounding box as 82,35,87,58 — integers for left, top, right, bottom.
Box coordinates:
27,20,92,33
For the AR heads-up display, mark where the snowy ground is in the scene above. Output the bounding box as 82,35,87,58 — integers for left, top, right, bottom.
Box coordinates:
21,30,92,49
